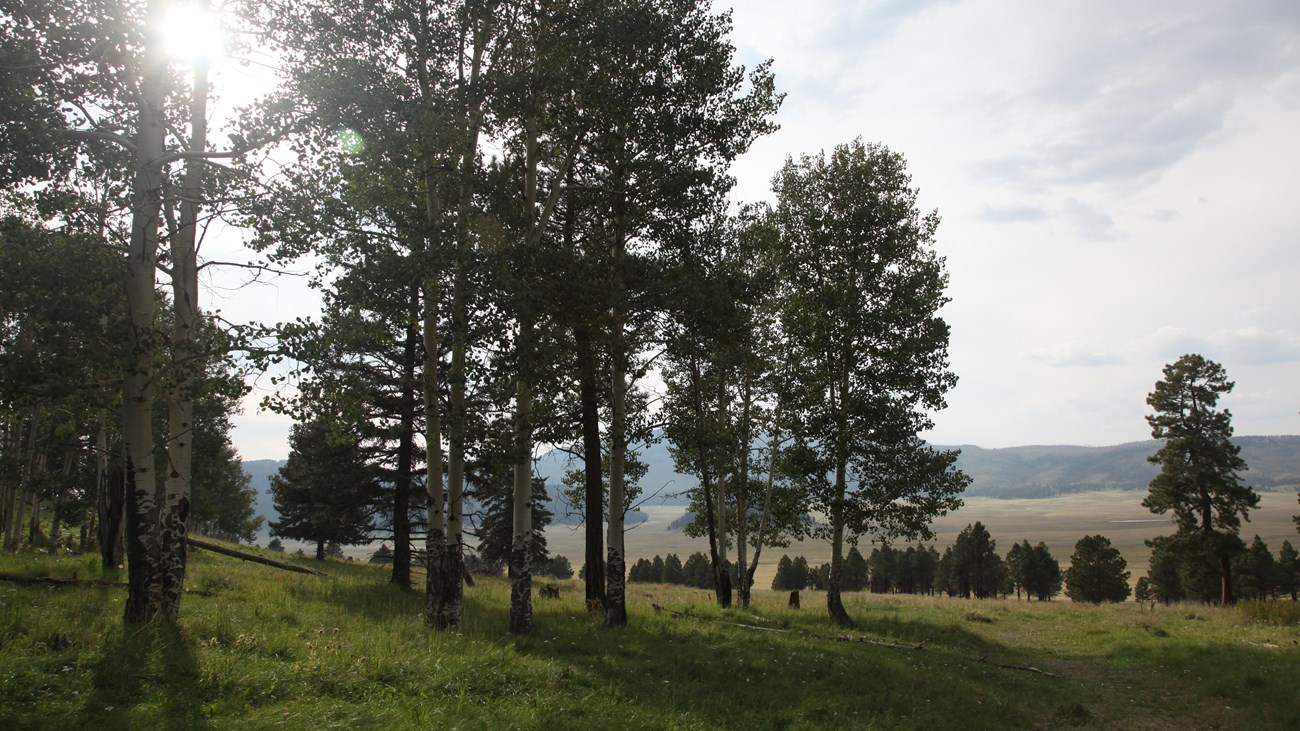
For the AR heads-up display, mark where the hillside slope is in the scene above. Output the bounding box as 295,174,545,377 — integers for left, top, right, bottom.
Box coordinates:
945,435,1300,497
245,435,1300,528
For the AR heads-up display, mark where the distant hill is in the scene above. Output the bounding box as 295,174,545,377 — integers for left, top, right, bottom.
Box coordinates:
241,459,286,540
238,452,664,538
245,436,1300,536
531,447,677,526
941,435,1300,498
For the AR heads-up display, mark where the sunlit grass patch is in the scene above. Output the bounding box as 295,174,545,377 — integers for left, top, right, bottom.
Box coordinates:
2,552,1298,730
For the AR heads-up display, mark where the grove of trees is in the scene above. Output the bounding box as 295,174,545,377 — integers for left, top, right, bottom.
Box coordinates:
1,0,978,635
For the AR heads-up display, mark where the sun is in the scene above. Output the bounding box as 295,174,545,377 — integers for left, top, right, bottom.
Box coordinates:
159,2,227,65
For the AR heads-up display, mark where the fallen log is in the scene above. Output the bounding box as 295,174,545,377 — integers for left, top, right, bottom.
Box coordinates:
0,573,214,596
837,634,927,651
0,573,124,589
187,536,329,577
978,655,1058,677
719,621,789,633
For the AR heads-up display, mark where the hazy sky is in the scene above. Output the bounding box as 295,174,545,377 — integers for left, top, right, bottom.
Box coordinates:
208,0,1300,459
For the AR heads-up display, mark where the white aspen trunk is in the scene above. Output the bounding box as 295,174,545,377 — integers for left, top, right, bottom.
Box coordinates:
158,30,209,620
421,159,448,623
508,119,542,636
122,0,169,624
422,291,448,626
441,9,491,631
508,346,534,635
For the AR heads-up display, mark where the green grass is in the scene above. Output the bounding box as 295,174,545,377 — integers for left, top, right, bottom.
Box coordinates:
2,547,1298,730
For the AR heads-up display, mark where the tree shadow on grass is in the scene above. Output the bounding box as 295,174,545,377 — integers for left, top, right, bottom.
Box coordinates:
283,573,426,624
512,600,1090,731
85,623,204,730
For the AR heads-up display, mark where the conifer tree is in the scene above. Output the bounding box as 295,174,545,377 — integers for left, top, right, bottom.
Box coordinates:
772,555,796,590
1231,536,1275,600
843,546,868,592
1144,354,1258,605
792,556,813,590
269,420,377,560
1276,540,1297,600
1064,535,1131,604
1028,542,1063,601
662,554,685,585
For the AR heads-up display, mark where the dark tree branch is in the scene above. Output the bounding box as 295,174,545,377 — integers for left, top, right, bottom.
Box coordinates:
64,128,138,155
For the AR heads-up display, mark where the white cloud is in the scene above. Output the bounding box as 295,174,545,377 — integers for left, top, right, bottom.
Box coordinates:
977,203,1051,224
1028,341,1126,368
1060,198,1123,242
1149,327,1300,367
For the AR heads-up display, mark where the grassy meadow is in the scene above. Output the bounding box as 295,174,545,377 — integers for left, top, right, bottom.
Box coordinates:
2,544,1298,730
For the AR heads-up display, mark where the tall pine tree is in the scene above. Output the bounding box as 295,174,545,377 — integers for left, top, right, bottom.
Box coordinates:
1144,354,1258,605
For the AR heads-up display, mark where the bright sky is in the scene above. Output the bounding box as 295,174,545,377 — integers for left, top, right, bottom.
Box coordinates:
203,0,1300,460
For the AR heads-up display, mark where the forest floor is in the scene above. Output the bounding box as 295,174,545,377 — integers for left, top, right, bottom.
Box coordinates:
1,545,1297,730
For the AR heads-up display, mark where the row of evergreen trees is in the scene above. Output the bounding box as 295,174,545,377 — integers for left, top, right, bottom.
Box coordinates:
764,524,1068,600
1139,534,1298,603
627,527,1300,605
628,553,723,589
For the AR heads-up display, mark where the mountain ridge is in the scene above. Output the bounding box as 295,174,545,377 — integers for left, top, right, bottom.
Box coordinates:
241,435,1300,536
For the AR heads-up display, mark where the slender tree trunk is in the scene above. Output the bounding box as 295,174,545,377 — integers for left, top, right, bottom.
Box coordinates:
826,477,851,626
48,450,75,554
690,354,726,607
743,420,782,606
439,8,490,631
735,375,752,606
1219,552,1235,606
413,0,445,628
716,370,731,608
743,380,780,609
605,305,628,627
8,409,40,552
391,289,419,588
508,119,544,636
0,422,9,549
28,488,42,547
422,284,449,626
576,325,606,606
509,321,534,635
156,33,210,621
121,0,168,624
316,540,325,561
0,425,10,550
100,465,126,570
826,374,853,627
507,106,574,633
